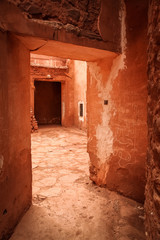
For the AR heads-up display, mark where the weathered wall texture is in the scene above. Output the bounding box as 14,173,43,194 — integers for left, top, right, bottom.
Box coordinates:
30,66,68,85
31,54,67,68
145,0,160,239
98,0,121,44
73,60,87,130
9,0,101,37
87,0,148,203
34,81,61,124
0,33,31,240
7,0,122,51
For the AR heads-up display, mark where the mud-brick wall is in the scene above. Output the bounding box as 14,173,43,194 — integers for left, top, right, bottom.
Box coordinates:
145,0,160,239
9,0,101,36
87,0,148,203
0,33,31,240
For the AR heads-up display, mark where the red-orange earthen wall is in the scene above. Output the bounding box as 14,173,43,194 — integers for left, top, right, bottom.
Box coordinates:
145,0,160,239
73,60,87,131
9,0,101,37
87,0,148,203
0,33,31,240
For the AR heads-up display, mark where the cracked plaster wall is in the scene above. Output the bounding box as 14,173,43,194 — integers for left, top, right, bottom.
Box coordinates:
87,0,148,203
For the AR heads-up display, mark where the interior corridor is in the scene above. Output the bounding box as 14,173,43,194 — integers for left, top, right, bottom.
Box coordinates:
10,126,145,240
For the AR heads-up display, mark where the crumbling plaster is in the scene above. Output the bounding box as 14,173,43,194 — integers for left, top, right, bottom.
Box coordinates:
87,0,148,203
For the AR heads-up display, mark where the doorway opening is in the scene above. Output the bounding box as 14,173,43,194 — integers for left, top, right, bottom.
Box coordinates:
30,53,87,131
0,0,150,236
4,43,146,240
13,52,145,240
34,81,61,125
30,53,89,202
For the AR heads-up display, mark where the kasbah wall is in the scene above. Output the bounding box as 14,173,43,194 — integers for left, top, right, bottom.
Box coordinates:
145,0,160,239
87,0,148,203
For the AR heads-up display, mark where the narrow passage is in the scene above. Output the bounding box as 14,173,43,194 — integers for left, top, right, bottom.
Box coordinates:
10,126,145,240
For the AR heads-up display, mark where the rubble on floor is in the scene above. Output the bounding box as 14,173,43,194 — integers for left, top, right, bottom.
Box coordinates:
30,108,38,133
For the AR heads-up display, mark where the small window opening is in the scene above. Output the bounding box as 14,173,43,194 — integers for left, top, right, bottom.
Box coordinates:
80,103,83,117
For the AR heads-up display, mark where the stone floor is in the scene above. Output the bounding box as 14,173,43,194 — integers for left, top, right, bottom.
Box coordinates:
10,126,145,240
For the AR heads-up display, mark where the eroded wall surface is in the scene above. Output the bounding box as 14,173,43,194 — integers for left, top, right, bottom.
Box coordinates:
5,0,122,52
9,0,101,37
30,54,67,68
73,60,87,130
0,33,31,239
87,0,148,203
145,0,160,239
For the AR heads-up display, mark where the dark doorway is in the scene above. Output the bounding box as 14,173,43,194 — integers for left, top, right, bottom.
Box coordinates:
34,81,61,125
